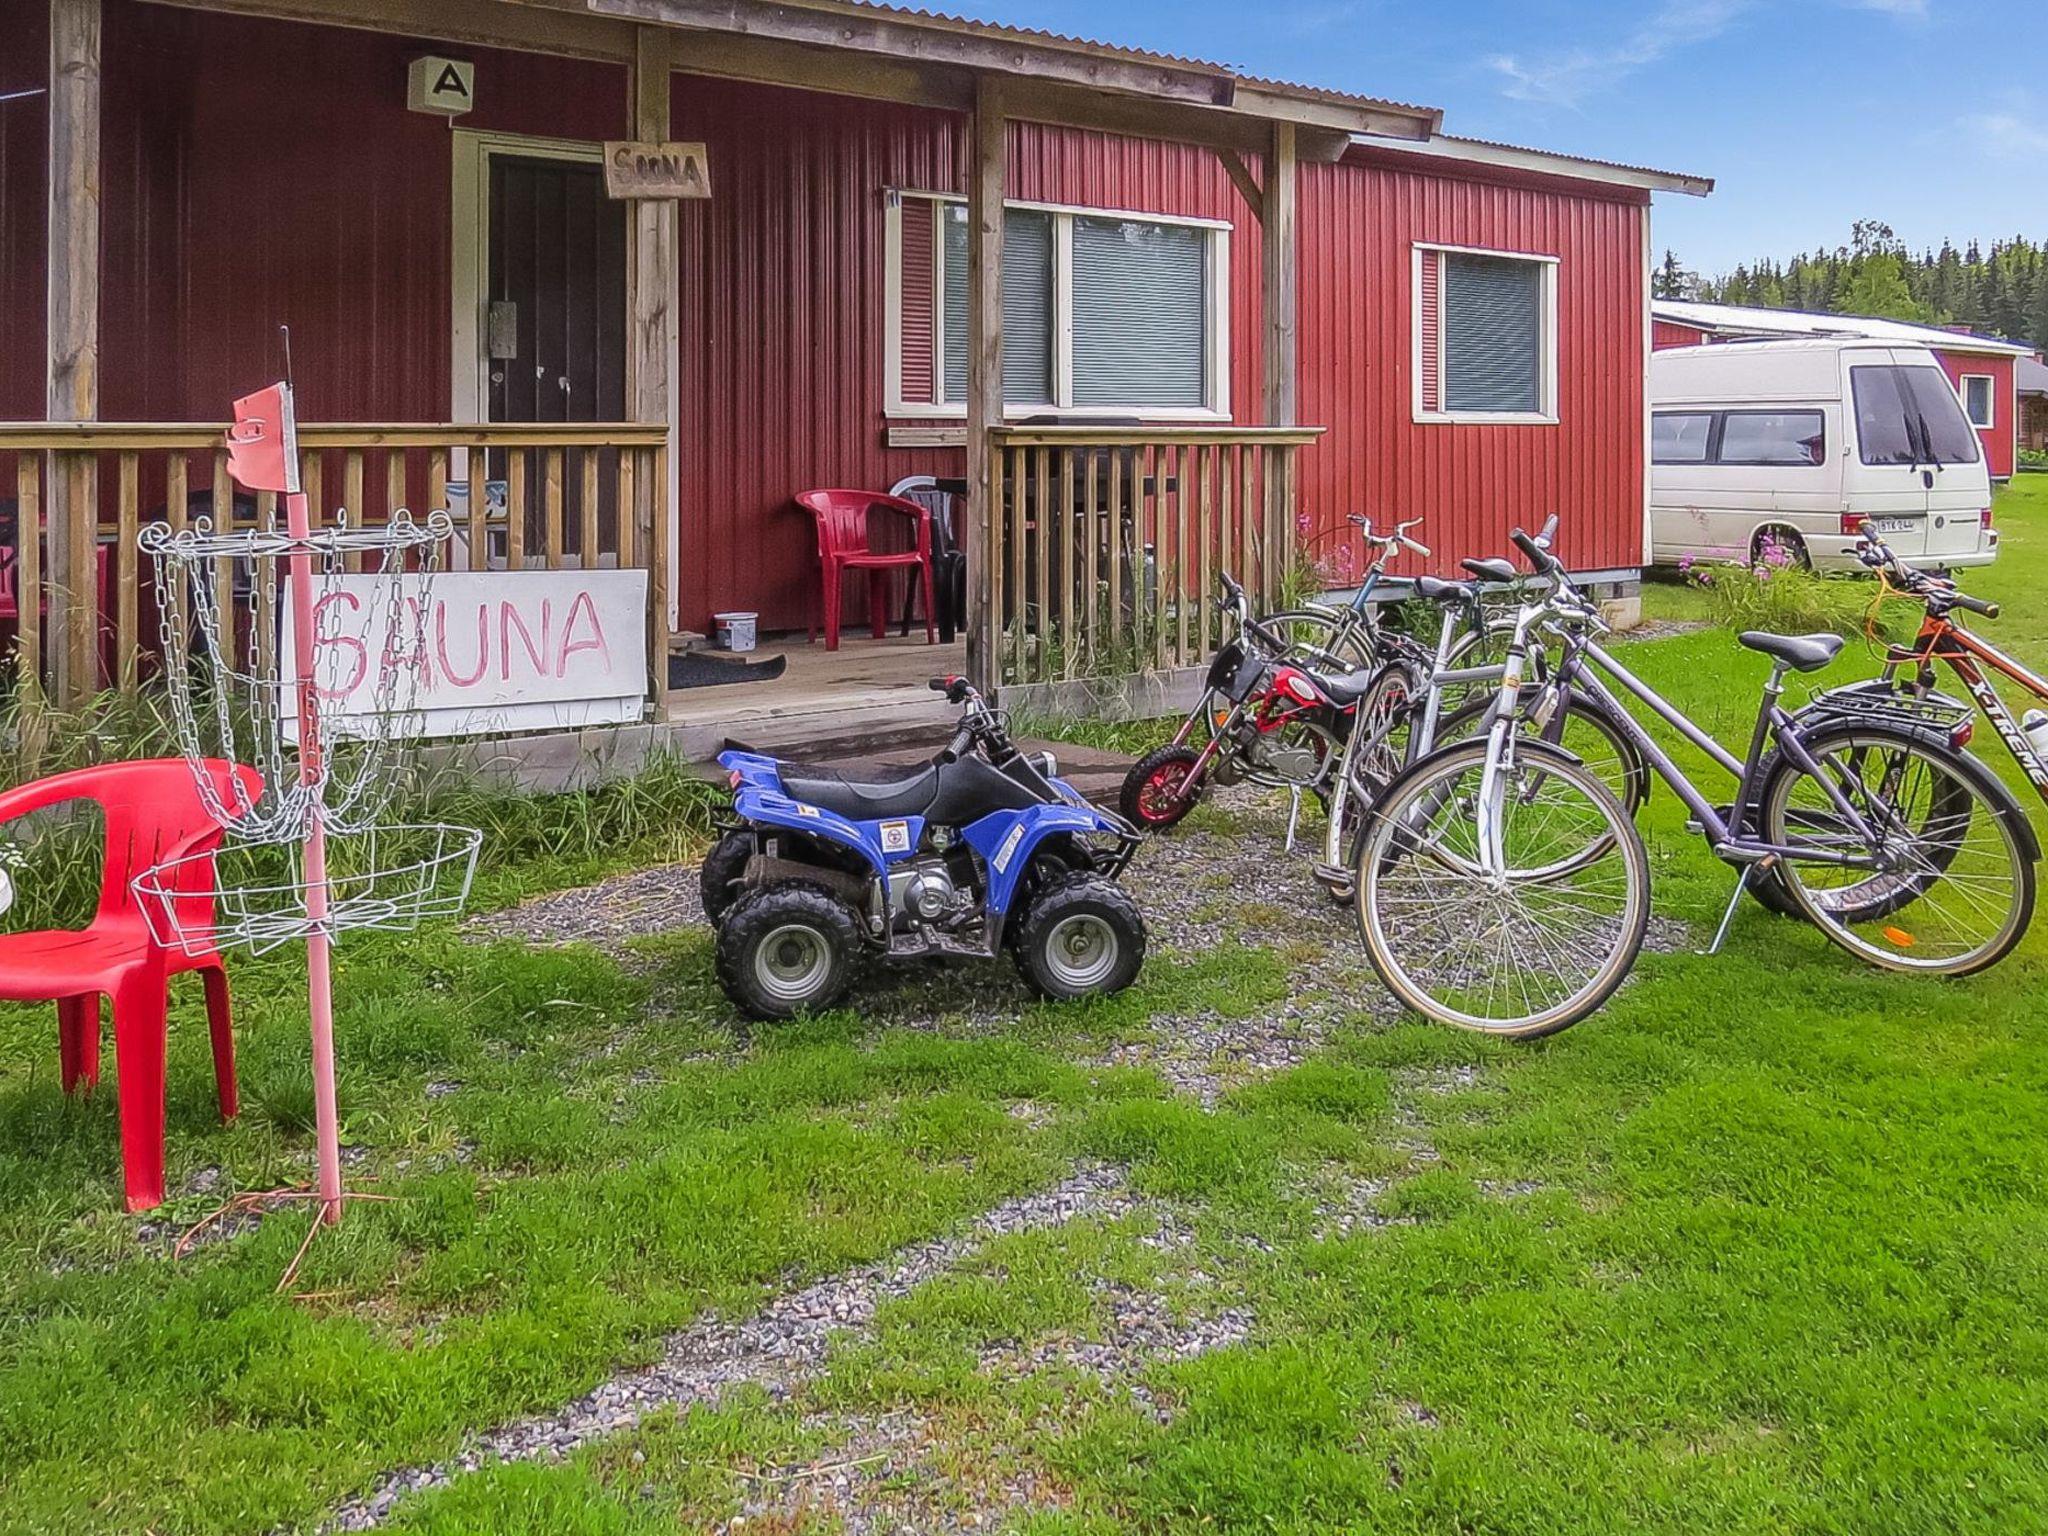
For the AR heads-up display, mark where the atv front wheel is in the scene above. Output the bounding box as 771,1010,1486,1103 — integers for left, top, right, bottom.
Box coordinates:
1120,744,1204,830
1013,875,1147,1000
715,884,862,1020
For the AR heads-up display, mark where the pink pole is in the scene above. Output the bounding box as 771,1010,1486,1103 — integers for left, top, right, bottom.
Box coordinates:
283,487,344,1225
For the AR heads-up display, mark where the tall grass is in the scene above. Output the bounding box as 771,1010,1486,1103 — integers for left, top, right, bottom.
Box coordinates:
0,683,725,930
1682,542,1897,643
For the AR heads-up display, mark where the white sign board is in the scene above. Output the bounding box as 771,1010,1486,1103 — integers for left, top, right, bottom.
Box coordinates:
408,55,475,116
283,568,648,741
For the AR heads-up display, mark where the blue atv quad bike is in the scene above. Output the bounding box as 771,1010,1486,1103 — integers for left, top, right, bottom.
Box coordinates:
704,676,1146,1020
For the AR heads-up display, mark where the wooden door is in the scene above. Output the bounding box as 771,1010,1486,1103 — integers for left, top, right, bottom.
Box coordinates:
486,155,627,565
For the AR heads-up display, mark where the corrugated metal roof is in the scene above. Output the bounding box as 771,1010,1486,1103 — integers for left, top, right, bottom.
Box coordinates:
798,0,1442,119
1653,299,2035,358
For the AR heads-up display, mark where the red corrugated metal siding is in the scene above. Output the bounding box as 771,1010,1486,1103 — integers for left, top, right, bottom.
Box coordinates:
1932,348,2017,480
96,1,626,422
0,0,48,420
69,4,1654,630
1297,156,1649,581
668,86,1264,632
1653,319,1710,349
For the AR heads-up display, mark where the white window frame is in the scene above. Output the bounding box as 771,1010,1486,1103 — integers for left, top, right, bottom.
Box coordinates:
1412,241,1560,426
885,190,1232,422
1959,372,1996,430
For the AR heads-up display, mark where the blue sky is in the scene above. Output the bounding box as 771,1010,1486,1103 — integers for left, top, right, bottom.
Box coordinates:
949,0,2045,276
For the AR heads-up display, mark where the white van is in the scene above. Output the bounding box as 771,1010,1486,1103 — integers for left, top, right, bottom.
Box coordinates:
1650,339,1997,572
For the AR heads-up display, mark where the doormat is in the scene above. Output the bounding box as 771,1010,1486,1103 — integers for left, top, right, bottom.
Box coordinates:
668,651,789,690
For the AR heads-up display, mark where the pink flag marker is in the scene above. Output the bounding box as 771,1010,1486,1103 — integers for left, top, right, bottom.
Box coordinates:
226,380,343,1224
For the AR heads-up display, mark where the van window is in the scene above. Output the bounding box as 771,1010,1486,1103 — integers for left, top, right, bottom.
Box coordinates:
1852,365,1982,466
1718,410,1826,466
1652,412,1713,464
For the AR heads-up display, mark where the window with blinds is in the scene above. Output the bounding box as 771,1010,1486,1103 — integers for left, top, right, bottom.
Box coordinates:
896,194,1225,417
1415,246,1555,420
941,205,1053,407
1071,218,1207,408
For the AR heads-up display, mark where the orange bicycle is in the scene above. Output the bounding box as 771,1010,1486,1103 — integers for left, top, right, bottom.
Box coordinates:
1841,521,2048,804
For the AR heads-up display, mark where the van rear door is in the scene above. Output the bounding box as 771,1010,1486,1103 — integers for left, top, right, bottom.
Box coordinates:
1844,350,1990,564
1845,349,1931,554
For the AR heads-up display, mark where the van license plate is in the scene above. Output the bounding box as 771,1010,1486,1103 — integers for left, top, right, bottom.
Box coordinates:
1870,517,1919,535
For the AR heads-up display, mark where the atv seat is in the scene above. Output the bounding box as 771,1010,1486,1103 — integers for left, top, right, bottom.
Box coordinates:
1414,575,1476,605
1738,631,1845,673
778,765,940,821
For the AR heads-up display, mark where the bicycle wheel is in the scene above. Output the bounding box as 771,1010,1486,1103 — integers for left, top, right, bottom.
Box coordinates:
1759,723,2035,977
1435,614,1520,718
1263,607,1379,671
1319,662,1423,903
1356,738,1650,1038
1435,691,1650,821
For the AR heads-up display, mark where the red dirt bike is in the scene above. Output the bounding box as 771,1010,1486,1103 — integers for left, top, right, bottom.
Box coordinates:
1120,570,1392,838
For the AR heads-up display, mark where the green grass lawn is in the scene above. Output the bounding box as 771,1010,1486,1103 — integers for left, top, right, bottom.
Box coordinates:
5,478,2048,1535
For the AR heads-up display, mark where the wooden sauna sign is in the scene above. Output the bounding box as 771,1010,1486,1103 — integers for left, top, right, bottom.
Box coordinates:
603,141,711,200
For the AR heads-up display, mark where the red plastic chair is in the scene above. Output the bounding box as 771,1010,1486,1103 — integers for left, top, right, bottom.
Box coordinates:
0,759,263,1211
795,490,936,652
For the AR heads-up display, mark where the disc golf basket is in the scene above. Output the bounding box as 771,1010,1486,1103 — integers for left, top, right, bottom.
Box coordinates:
134,378,481,1229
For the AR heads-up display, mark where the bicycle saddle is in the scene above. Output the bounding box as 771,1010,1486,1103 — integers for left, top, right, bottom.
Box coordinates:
1462,558,1518,583
1737,631,1845,673
1414,575,1476,605
1297,666,1380,706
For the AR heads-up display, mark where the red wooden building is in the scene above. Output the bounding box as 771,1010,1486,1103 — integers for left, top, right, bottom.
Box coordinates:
0,0,1707,730
1652,300,2029,482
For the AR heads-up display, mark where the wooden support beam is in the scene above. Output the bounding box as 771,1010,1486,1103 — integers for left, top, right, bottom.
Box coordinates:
589,0,1235,108
1261,120,1297,431
47,0,101,706
628,23,676,697
142,0,635,62
1214,148,1263,224
963,73,1005,694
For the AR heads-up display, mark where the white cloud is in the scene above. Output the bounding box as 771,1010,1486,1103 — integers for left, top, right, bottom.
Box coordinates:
1485,0,1749,110
1963,110,2048,160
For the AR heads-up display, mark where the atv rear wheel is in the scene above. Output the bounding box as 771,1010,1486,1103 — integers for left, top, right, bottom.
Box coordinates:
1012,875,1147,1000
699,829,755,924
715,884,863,1020
1121,744,1205,830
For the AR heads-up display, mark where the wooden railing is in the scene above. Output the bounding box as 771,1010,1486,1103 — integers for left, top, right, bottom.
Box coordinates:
984,425,1324,688
0,422,670,706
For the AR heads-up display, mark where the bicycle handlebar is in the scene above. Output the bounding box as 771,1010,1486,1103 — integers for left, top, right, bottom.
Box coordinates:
1511,527,1559,574
1853,521,1999,619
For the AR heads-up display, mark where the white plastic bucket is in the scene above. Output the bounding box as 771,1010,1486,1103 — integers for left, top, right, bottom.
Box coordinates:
713,611,758,652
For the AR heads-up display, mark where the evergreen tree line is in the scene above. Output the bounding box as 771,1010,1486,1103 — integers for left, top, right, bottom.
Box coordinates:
1656,221,2048,354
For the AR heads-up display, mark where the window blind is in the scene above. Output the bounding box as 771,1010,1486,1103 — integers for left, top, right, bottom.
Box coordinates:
1442,253,1543,414
1071,218,1206,409
941,205,1053,406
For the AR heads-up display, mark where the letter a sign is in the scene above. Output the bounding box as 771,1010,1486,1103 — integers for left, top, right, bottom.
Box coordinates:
408,55,475,117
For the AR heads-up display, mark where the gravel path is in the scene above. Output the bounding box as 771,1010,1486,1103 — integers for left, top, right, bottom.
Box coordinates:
326,1162,1224,1531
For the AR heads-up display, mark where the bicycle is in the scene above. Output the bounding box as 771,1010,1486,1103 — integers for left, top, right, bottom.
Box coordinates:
1815,522,2048,805
1124,517,1510,834
1353,526,2039,1038
1309,520,1649,902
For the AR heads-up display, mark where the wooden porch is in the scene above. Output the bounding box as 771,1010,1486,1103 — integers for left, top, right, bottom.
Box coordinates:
3,0,1426,725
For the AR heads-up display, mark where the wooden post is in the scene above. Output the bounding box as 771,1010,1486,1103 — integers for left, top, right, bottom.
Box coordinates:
1261,121,1298,576
47,0,101,705
628,24,675,702
963,74,1005,693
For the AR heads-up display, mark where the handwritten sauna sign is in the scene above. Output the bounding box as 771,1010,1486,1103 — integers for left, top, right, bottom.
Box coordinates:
281,570,650,741
603,140,711,200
